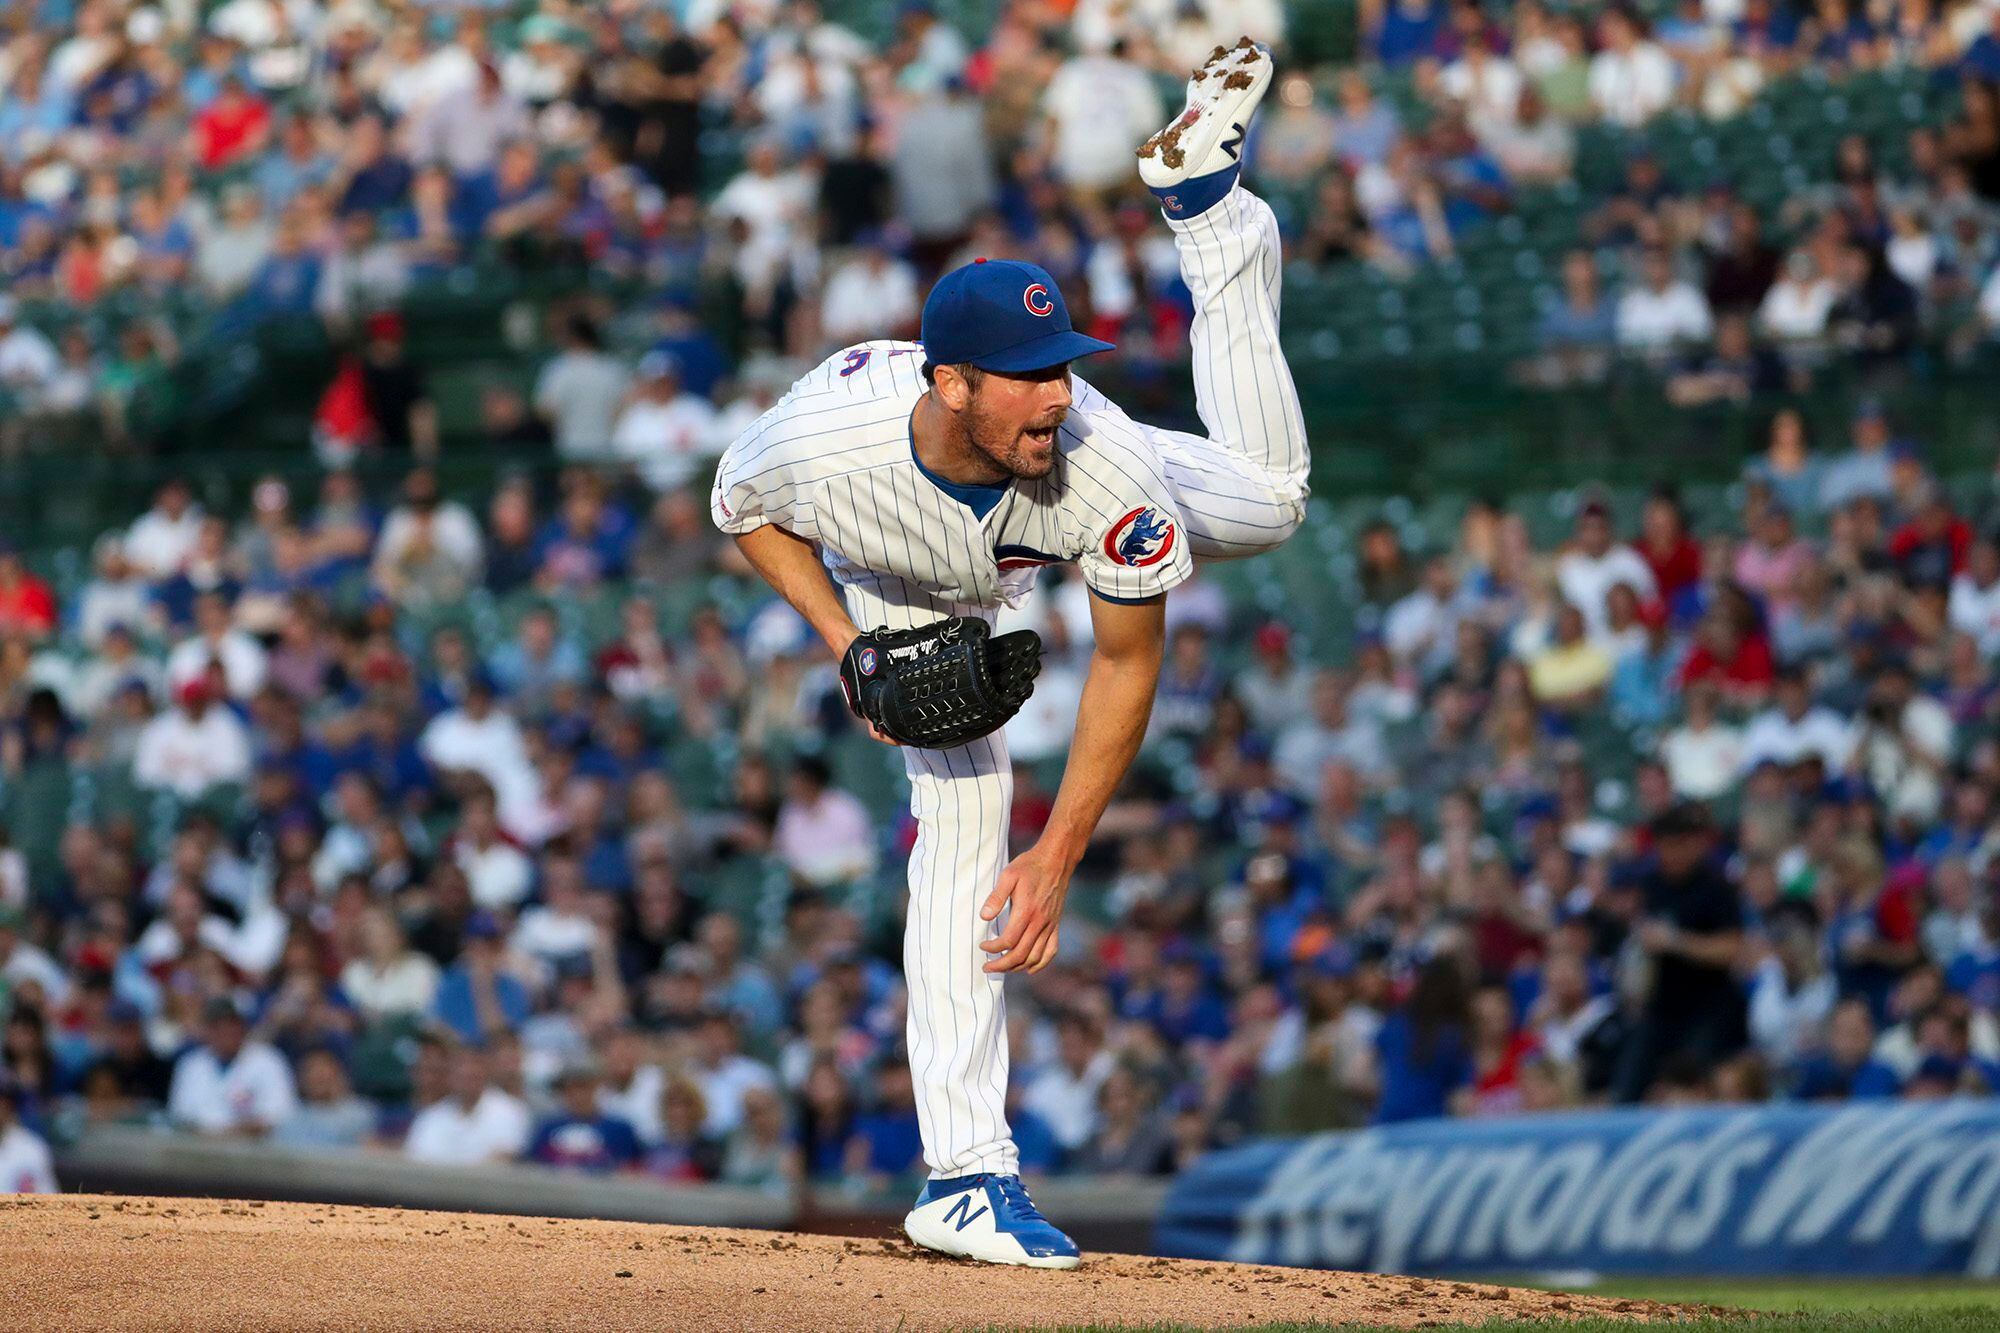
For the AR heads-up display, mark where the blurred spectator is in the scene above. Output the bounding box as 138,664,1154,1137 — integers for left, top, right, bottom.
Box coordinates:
528,1062,642,1173
611,352,718,495
273,1048,377,1150
1613,805,1747,1101
405,1040,531,1164
534,315,629,464
772,757,877,888
0,1075,55,1193
1615,247,1714,356
167,998,298,1136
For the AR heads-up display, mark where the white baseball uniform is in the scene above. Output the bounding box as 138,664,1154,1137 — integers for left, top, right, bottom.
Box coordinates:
711,183,1307,1178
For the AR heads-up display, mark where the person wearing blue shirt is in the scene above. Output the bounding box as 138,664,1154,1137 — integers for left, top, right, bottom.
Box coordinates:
1789,998,1901,1100
1144,949,1234,1046
845,1063,925,1184
331,701,435,810
432,913,532,1044
1373,956,1476,1122
532,483,635,585
1374,0,1444,65
528,1064,643,1172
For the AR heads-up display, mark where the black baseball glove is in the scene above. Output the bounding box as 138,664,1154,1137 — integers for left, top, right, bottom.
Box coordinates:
838,616,1042,750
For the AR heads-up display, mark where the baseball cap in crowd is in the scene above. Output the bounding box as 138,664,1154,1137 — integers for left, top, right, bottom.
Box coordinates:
920,258,1115,374
202,996,245,1024
464,911,503,941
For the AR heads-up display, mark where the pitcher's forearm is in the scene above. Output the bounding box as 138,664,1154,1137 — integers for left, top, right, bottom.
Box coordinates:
1041,652,1158,863
733,525,861,657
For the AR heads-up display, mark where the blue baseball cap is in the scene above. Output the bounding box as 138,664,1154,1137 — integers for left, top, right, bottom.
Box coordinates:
920,258,1114,374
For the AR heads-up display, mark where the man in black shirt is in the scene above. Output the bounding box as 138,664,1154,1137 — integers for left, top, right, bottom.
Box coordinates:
1613,802,1749,1101
358,311,437,458
641,7,707,197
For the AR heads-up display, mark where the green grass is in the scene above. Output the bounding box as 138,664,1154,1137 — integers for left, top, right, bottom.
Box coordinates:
991,1276,2000,1331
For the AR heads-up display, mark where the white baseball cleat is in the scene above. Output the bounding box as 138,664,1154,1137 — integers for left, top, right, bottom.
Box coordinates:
1136,36,1274,193
903,1172,1082,1269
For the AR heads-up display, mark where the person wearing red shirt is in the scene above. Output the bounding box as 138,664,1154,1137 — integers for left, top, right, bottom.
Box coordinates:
1888,485,1972,586
1678,584,1775,703
191,74,271,172
0,548,56,640
1638,488,1702,618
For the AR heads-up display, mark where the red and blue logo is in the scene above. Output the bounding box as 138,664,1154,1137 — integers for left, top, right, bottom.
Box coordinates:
858,647,878,676
1023,283,1054,317
1103,506,1176,567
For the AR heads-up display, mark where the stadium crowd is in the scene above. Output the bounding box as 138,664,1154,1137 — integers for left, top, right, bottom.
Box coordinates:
2,0,2000,1197
11,0,2000,458
0,406,1998,1189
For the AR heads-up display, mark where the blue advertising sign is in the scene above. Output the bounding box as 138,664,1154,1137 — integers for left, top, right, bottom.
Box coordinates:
1157,1102,2000,1276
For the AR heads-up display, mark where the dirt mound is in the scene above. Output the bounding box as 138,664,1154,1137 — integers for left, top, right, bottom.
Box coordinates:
1,1194,1707,1330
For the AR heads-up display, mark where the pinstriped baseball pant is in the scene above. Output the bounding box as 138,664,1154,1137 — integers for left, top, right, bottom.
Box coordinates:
1150,184,1311,560
840,573,1019,1180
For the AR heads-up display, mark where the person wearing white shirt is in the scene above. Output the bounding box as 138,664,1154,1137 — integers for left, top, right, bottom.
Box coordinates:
1022,1013,1115,1152
771,757,877,887
1001,609,1086,763
340,908,441,1022
165,592,269,701
1739,672,1856,774
1615,248,1713,352
371,471,485,608
1747,910,1837,1069
1555,503,1658,636
1949,539,2000,657
124,479,205,580
0,909,71,1009
1383,555,1469,674
1659,687,1744,800
1758,251,1839,343
1588,8,1676,128
448,789,536,911
421,681,541,836
75,537,153,649
610,352,720,494
0,1083,56,1193
709,142,816,311
1856,662,1955,822
167,1000,298,1136
509,857,600,968
686,1013,777,1138
819,242,922,349
1440,42,1525,137
404,1045,532,1165
0,298,60,410
533,316,631,464
133,682,253,799
1041,39,1165,194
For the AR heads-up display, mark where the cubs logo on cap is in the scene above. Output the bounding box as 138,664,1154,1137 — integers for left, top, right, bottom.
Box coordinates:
1104,506,1176,567
1023,284,1054,316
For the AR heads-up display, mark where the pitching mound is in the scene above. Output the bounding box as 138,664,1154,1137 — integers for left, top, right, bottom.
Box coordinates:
2,1194,1706,1330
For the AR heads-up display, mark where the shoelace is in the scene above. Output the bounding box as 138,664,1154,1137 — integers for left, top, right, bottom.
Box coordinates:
988,1174,1049,1223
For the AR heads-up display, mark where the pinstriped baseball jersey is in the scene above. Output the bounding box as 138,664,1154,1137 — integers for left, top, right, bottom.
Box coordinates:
710,340,1194,609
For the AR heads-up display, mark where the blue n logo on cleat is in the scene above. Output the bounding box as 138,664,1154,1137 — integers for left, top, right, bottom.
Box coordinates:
1221,124,1244,161
944,1193,990,1232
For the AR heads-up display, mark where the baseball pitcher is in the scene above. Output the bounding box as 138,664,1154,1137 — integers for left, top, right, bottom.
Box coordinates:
711,39,1304,1267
